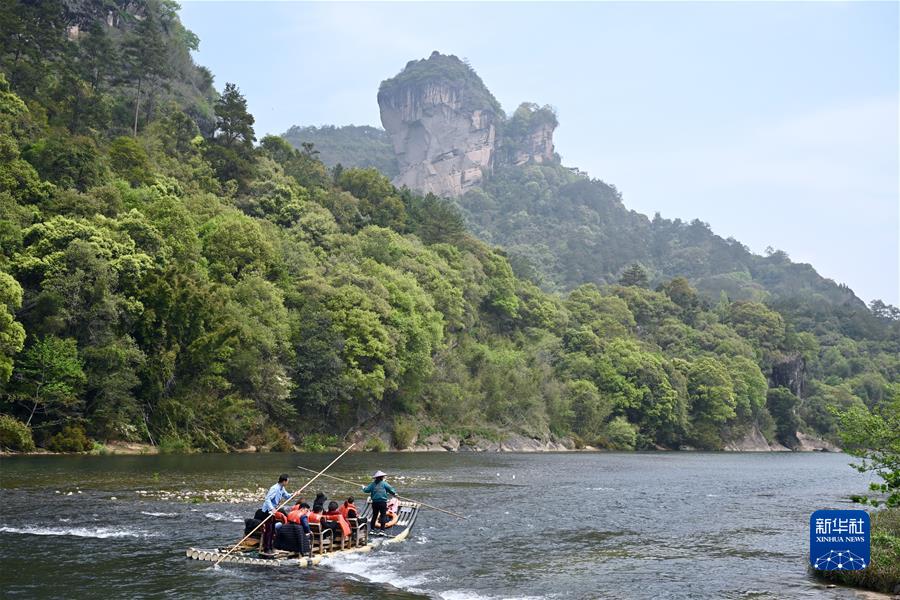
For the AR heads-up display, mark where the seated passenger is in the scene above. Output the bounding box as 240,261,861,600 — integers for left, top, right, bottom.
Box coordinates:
340,497,359,521
312,492,327,513
323,500,351,540
287,502,312,535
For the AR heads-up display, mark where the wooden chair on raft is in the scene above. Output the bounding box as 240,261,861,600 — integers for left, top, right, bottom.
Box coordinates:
307,522,333,554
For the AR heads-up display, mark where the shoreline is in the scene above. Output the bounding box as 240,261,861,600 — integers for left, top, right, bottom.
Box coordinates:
0,443,843,457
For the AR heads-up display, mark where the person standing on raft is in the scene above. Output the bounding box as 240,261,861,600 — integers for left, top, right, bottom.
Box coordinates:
259,474,291,556
362,470,397,530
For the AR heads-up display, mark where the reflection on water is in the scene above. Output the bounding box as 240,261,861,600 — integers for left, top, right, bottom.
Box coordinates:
0,452,877,599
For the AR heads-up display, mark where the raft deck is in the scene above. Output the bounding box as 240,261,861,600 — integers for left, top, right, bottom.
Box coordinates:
186,500,419,568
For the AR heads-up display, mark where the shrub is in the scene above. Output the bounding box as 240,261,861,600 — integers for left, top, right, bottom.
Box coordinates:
298,433,339,452
365,437,387,452
0,415,35,451
158,433,194,454
45,424,92,452
392,418,417,449
604,417,637,450
108,136,152,186
268,428,295,452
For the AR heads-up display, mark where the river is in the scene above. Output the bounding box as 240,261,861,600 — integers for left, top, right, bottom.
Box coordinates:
0,451,880,599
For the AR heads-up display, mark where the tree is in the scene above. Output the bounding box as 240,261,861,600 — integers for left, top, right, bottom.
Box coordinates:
766,386,800,446
10,336,85,427
213,83,255,150
835,391,899,506
122,4,167,136
565,379,611,442
688,357,736,426
619,263,648,287
0,271,26,383
207,83,257,188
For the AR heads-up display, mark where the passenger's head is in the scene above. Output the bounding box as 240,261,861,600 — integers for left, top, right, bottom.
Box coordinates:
328,500,339,512
278,473,289,484
314,492,326,501
299,502,310,509
346,497,354,504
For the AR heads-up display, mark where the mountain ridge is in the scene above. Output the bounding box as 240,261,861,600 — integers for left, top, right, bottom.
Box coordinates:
283,52,866,310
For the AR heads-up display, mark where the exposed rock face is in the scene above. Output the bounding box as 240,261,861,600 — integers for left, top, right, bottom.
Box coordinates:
379,80,498,197
510,121,555,165
723,425,790,451
770,354,805,398
378,52,556,198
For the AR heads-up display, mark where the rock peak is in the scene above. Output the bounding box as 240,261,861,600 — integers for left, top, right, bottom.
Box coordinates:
378,53,556,197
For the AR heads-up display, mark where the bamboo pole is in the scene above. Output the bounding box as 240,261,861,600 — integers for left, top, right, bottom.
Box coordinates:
295,465,468,520
214,443,355,566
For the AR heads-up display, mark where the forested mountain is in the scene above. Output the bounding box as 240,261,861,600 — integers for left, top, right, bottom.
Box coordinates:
1,2,897,456
282,125,399,179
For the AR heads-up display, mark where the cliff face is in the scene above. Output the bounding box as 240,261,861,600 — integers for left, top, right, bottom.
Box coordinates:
378,52,556,198
379,79,498,197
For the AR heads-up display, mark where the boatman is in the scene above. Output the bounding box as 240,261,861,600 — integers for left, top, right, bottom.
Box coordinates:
260,473,292,557
362,470,397,530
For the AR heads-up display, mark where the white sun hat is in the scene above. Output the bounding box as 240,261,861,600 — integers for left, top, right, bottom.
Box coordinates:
372,470,387,478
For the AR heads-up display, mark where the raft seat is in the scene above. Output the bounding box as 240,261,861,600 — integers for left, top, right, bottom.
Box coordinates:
308,522,333,554
347,518,369,547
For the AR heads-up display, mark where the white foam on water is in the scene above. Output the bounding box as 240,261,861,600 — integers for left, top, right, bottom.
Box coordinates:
320,552,428,590
438,592,545,600
141,511,178,518
0,525,153,539
204,512,243,523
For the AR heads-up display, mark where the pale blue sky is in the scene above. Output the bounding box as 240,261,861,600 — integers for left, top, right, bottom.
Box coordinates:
180,1,899,305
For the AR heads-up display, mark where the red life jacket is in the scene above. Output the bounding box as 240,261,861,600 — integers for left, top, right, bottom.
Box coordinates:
339,502,359,521
272,511,287,524
287,507,310,524
324,510,352,537
307,511,322,524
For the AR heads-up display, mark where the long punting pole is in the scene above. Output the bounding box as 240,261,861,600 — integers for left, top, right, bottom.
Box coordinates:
295,465,468,520
214,443,356,566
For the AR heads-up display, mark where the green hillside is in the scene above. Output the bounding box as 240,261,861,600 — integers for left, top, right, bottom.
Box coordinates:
1,2,897,456
282,125,399,178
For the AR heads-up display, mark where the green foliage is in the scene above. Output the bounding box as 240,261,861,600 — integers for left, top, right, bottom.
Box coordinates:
23,136,105,191
365,437,387,452
379,52,504,116
392,417,417,449
0,414,35,451
604,416,637,450
618,263,649,288
298,433,339,453
835,392,900,507
8,336,85,428
283,125,399,178
45,424,92,452
1,2,893,456
0,271,26,382
766,387,800,447
109,137,152,186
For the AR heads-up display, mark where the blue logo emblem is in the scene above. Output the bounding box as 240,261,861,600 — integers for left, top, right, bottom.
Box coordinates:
810,509,870,570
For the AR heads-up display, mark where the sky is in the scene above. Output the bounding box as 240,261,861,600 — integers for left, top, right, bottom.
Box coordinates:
179,1,900,305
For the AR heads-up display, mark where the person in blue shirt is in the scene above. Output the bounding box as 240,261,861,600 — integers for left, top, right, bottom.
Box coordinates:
260,473,292,556
362,470,397,530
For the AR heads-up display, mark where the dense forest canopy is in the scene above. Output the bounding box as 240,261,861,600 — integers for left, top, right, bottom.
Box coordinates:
0,1,897,455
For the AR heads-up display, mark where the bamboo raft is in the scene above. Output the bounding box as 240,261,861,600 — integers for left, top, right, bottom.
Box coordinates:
186,500,420,568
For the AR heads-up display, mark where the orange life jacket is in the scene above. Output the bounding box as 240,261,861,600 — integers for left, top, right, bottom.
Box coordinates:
287,507,310,524
307,511,322,524
339,502,359,521
272,511,287,524
324,510,352,537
